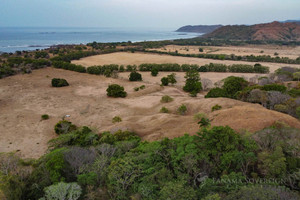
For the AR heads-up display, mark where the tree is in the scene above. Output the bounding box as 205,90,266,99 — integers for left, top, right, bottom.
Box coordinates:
151,68,159,76
293,72,300,81
41,182,82,200
161,77,169,86
183,70,202,95
107,158,140,199
106,84,127,98
222,76,248,98
129,71,142,81
205,88,227,98
159,181,197,200
167,73,177,85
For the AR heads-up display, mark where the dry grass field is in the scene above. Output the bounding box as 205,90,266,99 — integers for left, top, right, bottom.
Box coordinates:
1,67,300,158
149,45,300,59
72,52,300,73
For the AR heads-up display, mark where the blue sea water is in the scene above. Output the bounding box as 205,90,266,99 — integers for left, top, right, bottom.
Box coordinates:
0,27,201,53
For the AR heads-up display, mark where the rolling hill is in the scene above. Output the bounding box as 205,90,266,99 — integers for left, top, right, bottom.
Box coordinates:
204,21,300,41
176,25,223,34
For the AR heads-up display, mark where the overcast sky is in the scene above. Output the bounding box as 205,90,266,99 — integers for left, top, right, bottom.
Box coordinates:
0,0,299,29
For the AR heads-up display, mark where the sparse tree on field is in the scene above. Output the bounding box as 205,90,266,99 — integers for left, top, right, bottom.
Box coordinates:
201,78,213,91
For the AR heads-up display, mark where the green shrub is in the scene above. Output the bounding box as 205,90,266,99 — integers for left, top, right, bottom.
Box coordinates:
161,77,169,86
296,106,300,119
183,71,202,95
223,76,248,98
87,66,101,75
261,84,287,93
51,78,69,87
193,112,207,121
177,104,187,115
54,120,77,135
112,116,122,123
211,104,222,112
167,73,177,85
151,68,159,76
198,117,210,127
205,88,227,98
106,84,127,98
160,95,173,103
139,85,145,90
129,71,142,81
134,87,139,91
288,88,300,97
160,107,169,113
41,114,49,120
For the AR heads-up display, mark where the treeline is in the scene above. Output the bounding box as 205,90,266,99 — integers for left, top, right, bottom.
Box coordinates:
50,51,98,62
144,49,300,65
205,68,300,118
84,63,269,74
0,57,51,78
1,120,299,200
52,61,86,73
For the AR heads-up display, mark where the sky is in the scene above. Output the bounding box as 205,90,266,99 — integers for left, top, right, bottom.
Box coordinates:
0,0,299,29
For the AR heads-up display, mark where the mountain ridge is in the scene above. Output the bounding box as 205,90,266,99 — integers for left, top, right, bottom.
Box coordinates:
176,25,223,34
204,21,300,41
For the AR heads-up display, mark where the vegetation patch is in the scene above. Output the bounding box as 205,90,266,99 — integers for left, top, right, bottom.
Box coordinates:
106,84,127,98
51,78,69,87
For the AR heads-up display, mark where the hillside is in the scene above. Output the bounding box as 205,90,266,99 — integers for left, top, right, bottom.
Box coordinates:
176,25,222,34
205,21,300,41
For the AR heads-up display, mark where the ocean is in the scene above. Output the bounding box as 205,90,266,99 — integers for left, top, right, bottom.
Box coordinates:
0,27,200,53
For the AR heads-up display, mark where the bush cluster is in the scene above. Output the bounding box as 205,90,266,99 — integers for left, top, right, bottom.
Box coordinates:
106,84,127,98
52,61,86,73
129,71,142,81
51,78,69,87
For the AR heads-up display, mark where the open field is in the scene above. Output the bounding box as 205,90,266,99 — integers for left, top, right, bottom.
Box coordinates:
149,45,300,59
72,52,300,73
1,67,300,158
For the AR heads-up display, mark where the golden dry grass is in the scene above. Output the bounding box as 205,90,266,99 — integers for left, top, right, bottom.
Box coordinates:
72,52,300,73
1,67,300,158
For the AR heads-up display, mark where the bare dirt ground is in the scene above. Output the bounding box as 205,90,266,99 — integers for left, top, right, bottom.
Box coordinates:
149,45,300,59
72,52,300,73
1,67,300,159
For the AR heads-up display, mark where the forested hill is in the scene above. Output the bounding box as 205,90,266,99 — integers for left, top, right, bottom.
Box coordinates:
176,25,223,34
204,21,300,41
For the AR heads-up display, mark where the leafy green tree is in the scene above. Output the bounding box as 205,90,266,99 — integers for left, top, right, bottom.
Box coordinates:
224,185,300,200
205,88,227,98
222,76,248,98
151,68,159,76
129,71,142,81
41,182,82,200
108,158,141,199
197,126,257,176
54,120,77,135
183,70,202,95
258,146,286,178
167,73,177,85
159,181,197,200
106,84,127,98
161,77,169,86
